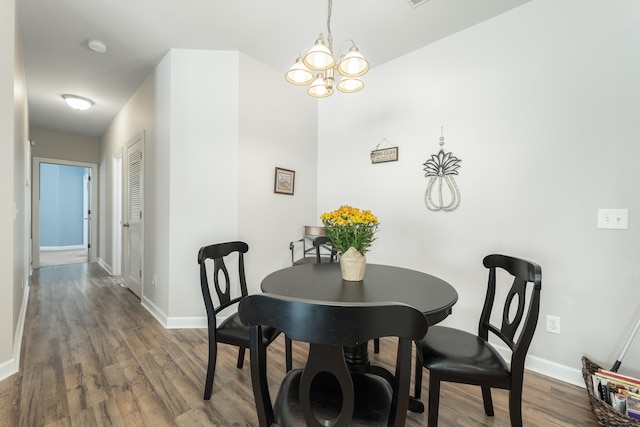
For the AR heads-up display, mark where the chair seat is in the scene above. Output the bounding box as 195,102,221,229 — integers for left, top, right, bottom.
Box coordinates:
292,256,319,266
418,326,510,380
274,370,393,427
217,312,279,346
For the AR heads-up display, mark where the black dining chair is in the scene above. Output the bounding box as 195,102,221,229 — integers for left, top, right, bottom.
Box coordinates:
413,254,542,427
312,235,337,263
289,226,328,265
239,294,429,427
197,241,281,400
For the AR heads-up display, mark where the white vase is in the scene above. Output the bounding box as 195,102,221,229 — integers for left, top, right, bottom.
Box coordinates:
339,247,366,281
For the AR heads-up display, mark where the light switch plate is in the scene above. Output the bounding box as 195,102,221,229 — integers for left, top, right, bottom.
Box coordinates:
597,209,629,229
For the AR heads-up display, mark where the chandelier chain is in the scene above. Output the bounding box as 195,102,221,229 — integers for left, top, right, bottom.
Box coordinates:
326,0,333,51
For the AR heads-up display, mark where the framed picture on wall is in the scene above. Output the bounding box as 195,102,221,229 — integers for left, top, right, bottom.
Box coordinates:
274,167,295,195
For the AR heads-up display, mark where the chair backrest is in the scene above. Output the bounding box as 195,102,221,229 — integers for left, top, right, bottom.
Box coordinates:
198,241,249,328
290,226,327,265
312,236,336,263
239,294,428,427
480,254,542,373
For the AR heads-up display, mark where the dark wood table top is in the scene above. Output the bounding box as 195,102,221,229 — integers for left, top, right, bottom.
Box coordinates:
261,263,458,325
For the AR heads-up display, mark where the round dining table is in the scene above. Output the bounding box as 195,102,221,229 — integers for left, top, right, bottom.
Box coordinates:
261,262,458,413
261,262,458,325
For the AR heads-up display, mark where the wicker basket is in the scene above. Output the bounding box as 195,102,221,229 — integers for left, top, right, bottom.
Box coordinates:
581,356,640,426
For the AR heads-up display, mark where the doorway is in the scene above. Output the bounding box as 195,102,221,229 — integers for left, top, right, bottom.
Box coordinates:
32,158,98,269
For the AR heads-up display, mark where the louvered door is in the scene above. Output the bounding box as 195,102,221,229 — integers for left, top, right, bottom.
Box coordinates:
123,133,144,298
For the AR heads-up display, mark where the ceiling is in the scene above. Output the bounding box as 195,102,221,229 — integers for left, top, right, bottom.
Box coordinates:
17,0,530,138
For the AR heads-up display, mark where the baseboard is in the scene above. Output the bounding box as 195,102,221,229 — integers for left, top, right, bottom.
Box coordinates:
97,257,113,275
0,358,17,382
141,296,168,326
0,283,30,382
40,245,85,251
525,353,584,387
141,296,212,329
494,344,584,388
166,316,207,329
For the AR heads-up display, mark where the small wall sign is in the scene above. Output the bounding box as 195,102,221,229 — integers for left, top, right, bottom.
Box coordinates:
370,139,399,164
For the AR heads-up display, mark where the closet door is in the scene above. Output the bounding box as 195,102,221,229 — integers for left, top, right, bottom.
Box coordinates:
123,132,144,298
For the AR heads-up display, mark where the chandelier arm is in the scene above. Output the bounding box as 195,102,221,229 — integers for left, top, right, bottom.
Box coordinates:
298,48,310,58
337,39,356,57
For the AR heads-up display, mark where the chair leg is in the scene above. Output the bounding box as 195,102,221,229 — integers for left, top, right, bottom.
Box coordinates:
236,347,245,369
427,374,441,427
204,341,217,400
414,353,423,399
509,387,523,427
481,386,494,416
285,336,293,372
374,338,380,353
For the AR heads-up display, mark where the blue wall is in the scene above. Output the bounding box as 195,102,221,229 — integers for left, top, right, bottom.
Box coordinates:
40,163,87,247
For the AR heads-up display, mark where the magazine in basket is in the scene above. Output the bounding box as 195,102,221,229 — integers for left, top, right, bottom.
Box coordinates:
592,368,640,420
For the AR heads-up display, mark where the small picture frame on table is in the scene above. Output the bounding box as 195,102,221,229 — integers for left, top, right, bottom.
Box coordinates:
274,167,295,195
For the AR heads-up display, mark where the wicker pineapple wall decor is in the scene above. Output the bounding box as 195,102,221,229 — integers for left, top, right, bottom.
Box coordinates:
423,128,462,211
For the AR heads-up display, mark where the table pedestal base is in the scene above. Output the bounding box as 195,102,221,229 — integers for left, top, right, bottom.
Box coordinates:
343,342,425,413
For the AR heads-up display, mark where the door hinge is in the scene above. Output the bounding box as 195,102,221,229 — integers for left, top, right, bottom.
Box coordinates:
139,270,142,278
140,211,142,219
87,209,91,215
88,243,91,249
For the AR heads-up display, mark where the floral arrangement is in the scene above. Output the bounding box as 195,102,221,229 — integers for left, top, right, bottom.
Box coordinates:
320,205,379,255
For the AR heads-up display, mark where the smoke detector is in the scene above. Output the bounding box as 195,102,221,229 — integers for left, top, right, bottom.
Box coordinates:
88,39,107,53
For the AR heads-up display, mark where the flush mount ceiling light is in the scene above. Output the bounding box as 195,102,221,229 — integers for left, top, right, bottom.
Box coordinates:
62,94,94,110
87,38,107,53
285,0,369,98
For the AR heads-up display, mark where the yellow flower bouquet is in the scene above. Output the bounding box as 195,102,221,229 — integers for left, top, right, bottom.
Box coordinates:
320,205,379,255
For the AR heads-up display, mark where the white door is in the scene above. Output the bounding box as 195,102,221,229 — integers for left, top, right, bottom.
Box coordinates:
123,133,144,298
83,170,92,260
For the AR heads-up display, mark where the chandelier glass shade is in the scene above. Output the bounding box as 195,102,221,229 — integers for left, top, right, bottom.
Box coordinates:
285,58,314,85
285,0,369,98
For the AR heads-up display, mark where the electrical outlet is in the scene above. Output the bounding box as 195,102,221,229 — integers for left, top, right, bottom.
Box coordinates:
546,315,561,334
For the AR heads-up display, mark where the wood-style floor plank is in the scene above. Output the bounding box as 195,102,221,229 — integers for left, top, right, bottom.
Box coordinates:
0,262,599,426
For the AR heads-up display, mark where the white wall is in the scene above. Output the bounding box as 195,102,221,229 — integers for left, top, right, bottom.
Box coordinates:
0,0,17,369
317,0,640,384
165,49,240,320
238,53,318,294
99,49,318,326
30,127,99,164
99,65,160,304
0,0,30,380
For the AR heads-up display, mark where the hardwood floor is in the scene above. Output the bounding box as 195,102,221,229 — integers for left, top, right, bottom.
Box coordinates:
0,263,598,426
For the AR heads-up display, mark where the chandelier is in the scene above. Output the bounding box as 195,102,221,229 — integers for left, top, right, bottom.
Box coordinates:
285,0,370,98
